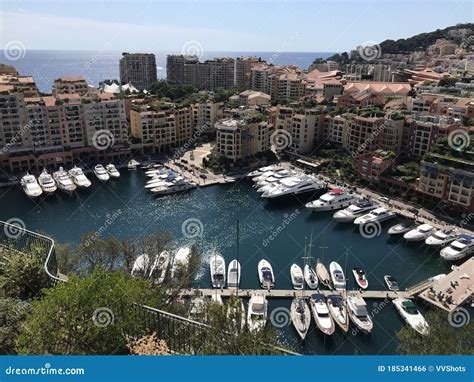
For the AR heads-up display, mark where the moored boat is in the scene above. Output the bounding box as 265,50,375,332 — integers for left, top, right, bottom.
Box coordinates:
425,226,457,246
131,253,150,277
227,259,241,288
352,267,368,289
329,261,346,291
247,293,268,332
304,264,318,289
440,234,474,261
305,188,356,212
316,260,331,288
384,275,399,291
347,296,373,334
387,222,413,235
327,294,349,332
403,223,435,242
68,166,92,188
291,297,311,340
333,199,377,222
290,263,304,290
171,247,191,279
38,169,57,194
210,253,226,288
105,163,120,178
20,173,43,198
94,164,110,181
393,298,429,335
258,259,275,289
149,251,170,285
53,167,77,194
309,293,335,335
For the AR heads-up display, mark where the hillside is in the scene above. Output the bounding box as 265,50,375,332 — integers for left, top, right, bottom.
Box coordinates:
379,23,473,54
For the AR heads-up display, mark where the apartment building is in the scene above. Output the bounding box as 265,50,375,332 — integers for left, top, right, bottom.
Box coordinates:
250,65,304,102
407,115,460,158
119,53,157,91
215,118,272,163
419,154,474,212
130,109,176,152
347,116,385,155
0,85,28,151
235,57,262,88
0,74,39,97
356,150,393,181
323,115,350,147
379,116,404,154
192,102,221,132
53,76,89,96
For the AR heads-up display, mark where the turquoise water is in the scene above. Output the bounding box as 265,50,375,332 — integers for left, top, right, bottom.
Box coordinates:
0,171,449,354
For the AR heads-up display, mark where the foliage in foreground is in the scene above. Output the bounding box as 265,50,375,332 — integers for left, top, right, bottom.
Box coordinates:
0,298,30,354
396,309,473,355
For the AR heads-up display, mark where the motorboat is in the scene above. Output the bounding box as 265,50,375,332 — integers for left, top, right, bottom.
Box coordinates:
384,275,399,291
316,260,331,288
258,259,275,289
403,224,435,242
291,297,311,340
304,264,318,289
429,273,446,282
333,199,377,222
329,261,346,291
327,294,349,333
105,164,120,178
309,294,335,335
170,247,191,279
247,165,280,178
352,267,368,289
353,207,395,225
425,226,458,246
227,259,241,288
209,253,226,288
94,164,110,181
262,176,324,199
226,296,246,331
347,296,373,334
127,159,140,170
149,251,170,285
189,297,206,321
146,168,168,177
255,170,293,187
440,234,474,261
393,298,429,335
151,181,196,196
305,188,356,212
68,166,92,188
290,264,304,290
210,294,223,305
247,293,268,332
388,222,413,235
20,173,43,198
131,253,150,277
53,167,77,194
37,169,57,194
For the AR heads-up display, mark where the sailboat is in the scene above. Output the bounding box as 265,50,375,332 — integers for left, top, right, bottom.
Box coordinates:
149,251,171,285
291,297,311,340
327,294,349,332
316,259,331,288
303,233,318,289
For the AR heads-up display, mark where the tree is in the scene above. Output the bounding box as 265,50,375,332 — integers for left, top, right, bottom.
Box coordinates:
0,298,30,354
438,77,458,87
0,246,52,300
396,309,473,355
16,270,163,355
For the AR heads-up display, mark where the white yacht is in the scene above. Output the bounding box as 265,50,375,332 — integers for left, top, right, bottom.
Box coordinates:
393,298,429,335
68,166,92,188
262,176,324,199
37,169,57,194
347,296,373,334
290,264,304,290
306,188,356,212
327,294,349,333
20,173,43,198
403,224,435,242
131,253,150,277
440,235,474,261
105,164,120,178
333,199,377,222
247,164,281,178
227,259,241,288
310,294,335,335
425,226,458,246
291,297,311,340
353,207,395,225
258,259,275,289
387,222,413,235
170,247,191,279
94,164,110,181
53,167,77,194
247,293,268,332
209,253,226,289
127,159,140,170
149,251,171,285
151,180,196,195
304,264,318,289
329,261,346,291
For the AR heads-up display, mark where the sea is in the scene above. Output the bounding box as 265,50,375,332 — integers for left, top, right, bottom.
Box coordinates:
0,50,334,93
0,171,449,355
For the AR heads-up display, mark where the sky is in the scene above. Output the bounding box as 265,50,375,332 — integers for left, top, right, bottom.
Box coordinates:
0,0,472,52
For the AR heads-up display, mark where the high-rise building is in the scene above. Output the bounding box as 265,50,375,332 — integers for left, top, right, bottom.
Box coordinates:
119,53,157,91
235,56,261,88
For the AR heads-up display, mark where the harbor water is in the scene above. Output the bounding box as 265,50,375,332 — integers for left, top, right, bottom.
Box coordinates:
0,171,449,355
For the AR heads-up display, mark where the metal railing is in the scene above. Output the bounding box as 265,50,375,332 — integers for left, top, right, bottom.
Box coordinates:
0,220,61,282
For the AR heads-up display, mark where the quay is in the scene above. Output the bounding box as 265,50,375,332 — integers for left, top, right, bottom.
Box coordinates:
419,257,474,312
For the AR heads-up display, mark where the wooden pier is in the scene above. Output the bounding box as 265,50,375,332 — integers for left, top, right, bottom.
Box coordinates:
181,288,411,300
